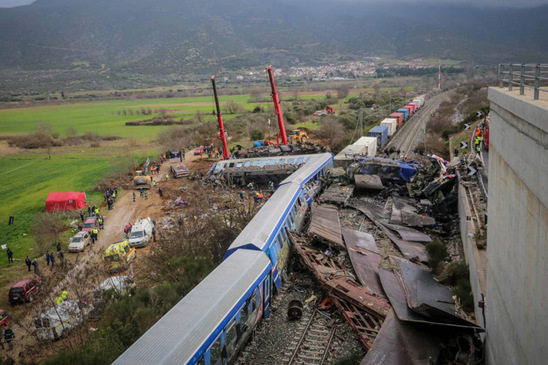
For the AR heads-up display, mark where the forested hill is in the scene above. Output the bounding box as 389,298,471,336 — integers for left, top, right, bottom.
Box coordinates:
1,0,547,74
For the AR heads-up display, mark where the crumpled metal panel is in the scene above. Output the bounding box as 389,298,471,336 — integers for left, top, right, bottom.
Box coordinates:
308,205,345,247
342,228,385,297
354,175,385,190
360,309,441,365
320,184,355,205
392,256,479,328
379,259,481,330
380,221,432,242
349,201,428,263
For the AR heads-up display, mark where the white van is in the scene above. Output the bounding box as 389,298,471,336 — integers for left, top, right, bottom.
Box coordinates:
34,300,93,340
128,217,154,248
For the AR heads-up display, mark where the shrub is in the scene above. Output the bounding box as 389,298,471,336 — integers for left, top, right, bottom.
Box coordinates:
250,130,265,141
425,240,449,274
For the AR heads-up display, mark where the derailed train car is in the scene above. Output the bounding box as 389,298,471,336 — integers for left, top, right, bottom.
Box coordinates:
113,153,333,365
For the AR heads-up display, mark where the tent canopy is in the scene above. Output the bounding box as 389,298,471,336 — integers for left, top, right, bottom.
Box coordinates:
46,192,87,213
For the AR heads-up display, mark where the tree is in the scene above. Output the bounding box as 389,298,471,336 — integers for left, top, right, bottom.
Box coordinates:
337,85,350,99
32,213,66,254
315,116,347,152
222,101,245,114
65,127,78,137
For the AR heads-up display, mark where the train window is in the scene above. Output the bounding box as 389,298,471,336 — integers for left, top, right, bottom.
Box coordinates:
297,157,304,164
236,162,243,168
287,158,295,164
226,320,237,348
252,161,260,166
209,335,222,365
269,159,277,166
244,161,251,167
240,303,249,326
229,163,234,168
265,276,270,299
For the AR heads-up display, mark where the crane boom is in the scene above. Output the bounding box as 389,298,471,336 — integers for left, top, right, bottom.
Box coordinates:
267,66,288,145
211,76,229,160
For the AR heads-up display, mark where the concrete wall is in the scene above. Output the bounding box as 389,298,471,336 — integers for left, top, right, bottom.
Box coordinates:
457,181,486,326
486,88,548,365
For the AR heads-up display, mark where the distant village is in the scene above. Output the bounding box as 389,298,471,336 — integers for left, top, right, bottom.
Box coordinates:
226,59,445,82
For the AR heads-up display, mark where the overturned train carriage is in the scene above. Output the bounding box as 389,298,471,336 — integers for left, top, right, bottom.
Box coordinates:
114,153,333,365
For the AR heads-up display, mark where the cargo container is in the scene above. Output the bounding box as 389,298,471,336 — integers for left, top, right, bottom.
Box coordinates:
404,105,413,116
380,118,398,137
408,102,417,112
412,98,425,108
397,108,409,121
353,136,377,157
390,112,404,127
368,125,389,148
334,144,367,167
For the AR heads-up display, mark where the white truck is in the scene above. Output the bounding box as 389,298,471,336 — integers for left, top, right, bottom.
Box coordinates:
128,217,155,248
34,300,93,340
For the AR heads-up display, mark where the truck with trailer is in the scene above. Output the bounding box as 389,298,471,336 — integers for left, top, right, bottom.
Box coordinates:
368,125,389,148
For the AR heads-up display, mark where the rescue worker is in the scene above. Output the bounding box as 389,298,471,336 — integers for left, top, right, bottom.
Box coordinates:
98,216,103,230
477,144,481,154
132,191,136,202
58,250,65,266
61,289,68,301
152,226,156,242
4,326,14,350
6,248,13,263
94,207,99,216
158,187,163,197
50,253,55,267
144,190,148,200
46,251,51,266
258,192,264,203
239,190,244,201
165,173,169,181
32,259,38,274
92,227,99,242
25,256,31,272
80,211,85,222
454,147,459,157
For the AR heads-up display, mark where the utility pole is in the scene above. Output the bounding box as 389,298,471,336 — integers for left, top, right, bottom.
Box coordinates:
358,107,364,139
438,64,441,91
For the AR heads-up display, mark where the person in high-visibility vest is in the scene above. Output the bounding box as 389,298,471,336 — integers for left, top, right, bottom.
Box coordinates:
61,290,68,301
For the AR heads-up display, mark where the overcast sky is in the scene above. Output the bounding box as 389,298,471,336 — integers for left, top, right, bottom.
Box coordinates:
1,0,548,7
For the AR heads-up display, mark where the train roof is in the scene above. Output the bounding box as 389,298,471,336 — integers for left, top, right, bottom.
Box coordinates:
280,152,332,185
225,182,301,256
113,250,271,365
211,154,316,175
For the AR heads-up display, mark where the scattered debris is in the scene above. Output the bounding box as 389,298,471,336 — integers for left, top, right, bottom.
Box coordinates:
308,205,345,248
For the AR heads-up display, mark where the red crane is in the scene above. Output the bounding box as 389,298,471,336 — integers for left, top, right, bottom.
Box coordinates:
211,76,229,160
267,66,288,145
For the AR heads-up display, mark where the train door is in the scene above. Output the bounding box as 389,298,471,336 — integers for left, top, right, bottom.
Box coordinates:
263,275,271,318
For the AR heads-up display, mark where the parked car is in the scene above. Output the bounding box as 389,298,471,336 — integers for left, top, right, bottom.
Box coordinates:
68,231,90,253
9,279,39,304
193,146,204,155
128,218,155,248
81,217,98,233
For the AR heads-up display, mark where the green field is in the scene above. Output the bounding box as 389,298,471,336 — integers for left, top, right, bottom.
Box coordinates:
0,95,273,139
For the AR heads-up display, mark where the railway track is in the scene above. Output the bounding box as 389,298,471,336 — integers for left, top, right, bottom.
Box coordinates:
384,90,454,156
282,310,336,365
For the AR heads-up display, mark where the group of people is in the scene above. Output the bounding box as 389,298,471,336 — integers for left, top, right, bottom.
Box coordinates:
104,187,118,210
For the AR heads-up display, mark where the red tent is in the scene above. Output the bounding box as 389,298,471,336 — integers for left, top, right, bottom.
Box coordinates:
46,192,87,213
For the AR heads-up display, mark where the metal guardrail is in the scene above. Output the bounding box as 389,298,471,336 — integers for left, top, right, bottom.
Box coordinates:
498,63,548,100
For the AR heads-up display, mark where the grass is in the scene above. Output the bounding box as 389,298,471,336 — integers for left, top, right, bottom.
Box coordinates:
449,120,480,158
0,95,272,140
